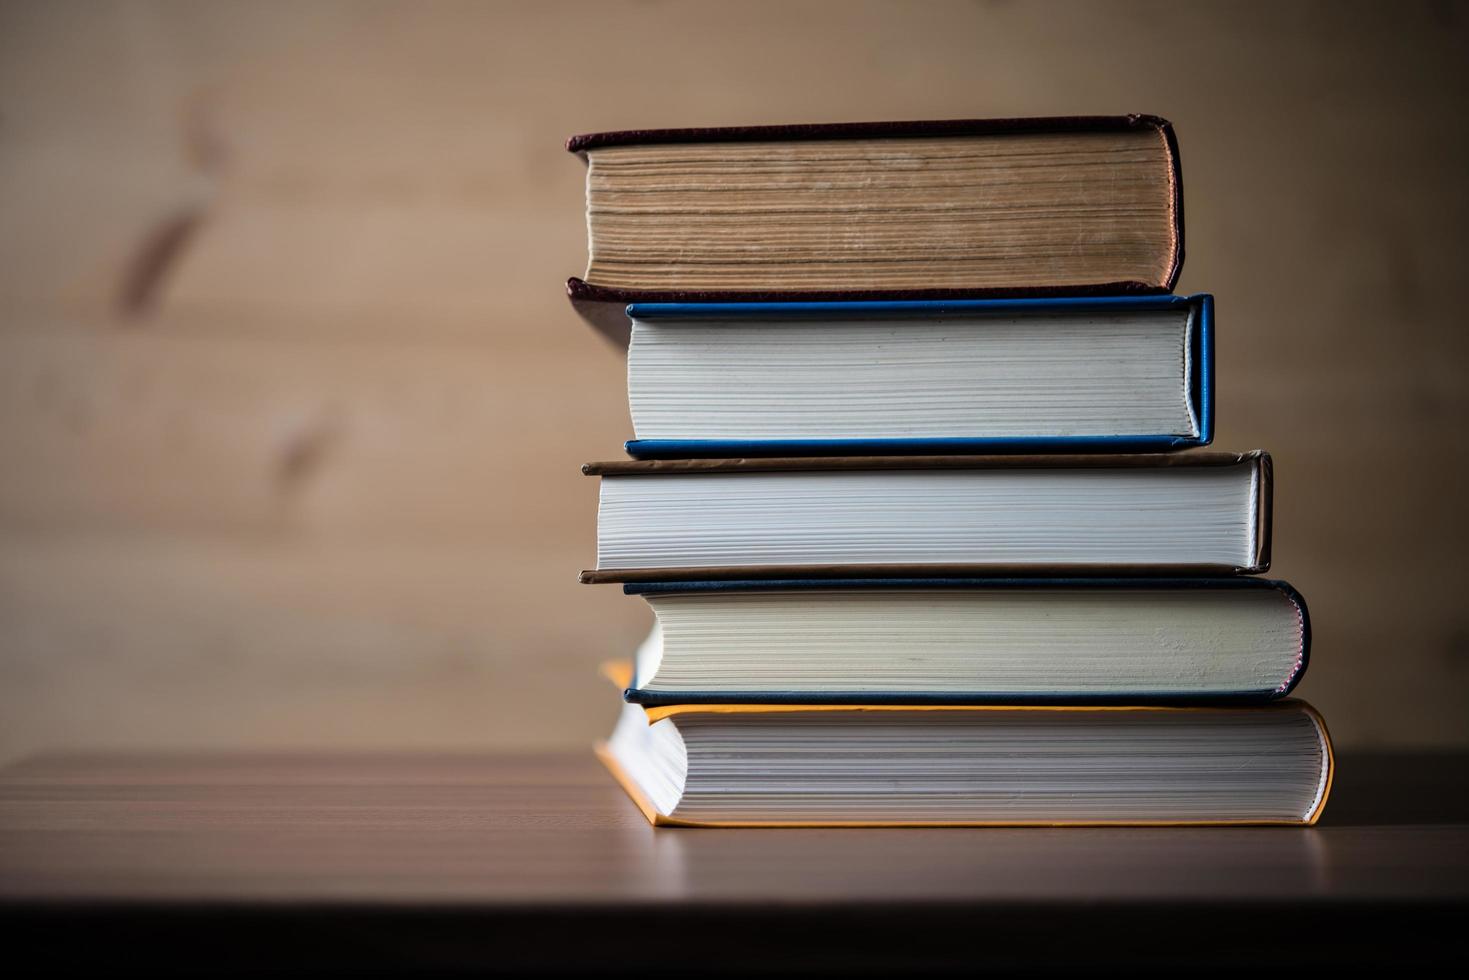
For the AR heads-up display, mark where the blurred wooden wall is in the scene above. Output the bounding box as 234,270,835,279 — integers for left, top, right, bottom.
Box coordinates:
1,0,1466,759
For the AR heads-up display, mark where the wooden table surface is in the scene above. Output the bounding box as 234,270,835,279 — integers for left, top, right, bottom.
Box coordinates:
2,751,1465,974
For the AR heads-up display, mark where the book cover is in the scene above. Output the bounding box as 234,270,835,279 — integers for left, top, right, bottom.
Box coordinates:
581,451,1273,582
567,114,1184,344
597,699,1334,828
621,293,1213,458
618,576,1308,706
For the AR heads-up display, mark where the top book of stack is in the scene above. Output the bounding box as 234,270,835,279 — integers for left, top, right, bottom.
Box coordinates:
566,115,1182,343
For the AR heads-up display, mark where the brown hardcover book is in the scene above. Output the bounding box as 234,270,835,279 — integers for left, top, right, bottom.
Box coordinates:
581,451,1270,583
567,115,1183,345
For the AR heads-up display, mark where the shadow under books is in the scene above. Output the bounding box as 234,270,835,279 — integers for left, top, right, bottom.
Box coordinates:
1314,751,1469,826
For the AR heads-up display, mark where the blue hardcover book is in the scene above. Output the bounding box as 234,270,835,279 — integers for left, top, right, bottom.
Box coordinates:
620,294,1213,459
615,577,1307,706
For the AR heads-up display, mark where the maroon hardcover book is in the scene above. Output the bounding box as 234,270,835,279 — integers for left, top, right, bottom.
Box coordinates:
566,115,1184,345
580,451,1267,584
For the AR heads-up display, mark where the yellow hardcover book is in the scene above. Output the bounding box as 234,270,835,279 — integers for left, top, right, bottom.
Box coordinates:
596,662,1333,828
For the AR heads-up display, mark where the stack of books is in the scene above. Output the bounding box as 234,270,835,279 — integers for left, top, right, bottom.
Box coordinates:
567,116,1333,827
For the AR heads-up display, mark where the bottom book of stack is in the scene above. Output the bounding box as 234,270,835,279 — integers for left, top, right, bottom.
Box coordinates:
596,580,1333,827
601,698,1332,828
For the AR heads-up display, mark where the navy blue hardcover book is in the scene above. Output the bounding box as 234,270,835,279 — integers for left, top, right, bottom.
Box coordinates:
617,577,1308,706
620,294,1213,459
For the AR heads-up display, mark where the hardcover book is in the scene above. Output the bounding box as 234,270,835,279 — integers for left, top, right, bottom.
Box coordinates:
582,451,1271,582
598,691,1333,827
621,294,1213,458
567,114,1183,342
618,577,1308,705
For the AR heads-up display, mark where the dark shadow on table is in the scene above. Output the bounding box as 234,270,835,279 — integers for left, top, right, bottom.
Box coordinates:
1316,752,1469,826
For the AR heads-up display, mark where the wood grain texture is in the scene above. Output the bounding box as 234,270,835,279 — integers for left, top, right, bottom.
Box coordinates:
1,750,1464,903
0,752,1464,972
0,1,1467,760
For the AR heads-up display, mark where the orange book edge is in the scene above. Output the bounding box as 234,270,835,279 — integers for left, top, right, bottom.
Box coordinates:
595,661,1334,828
599,658,635,690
